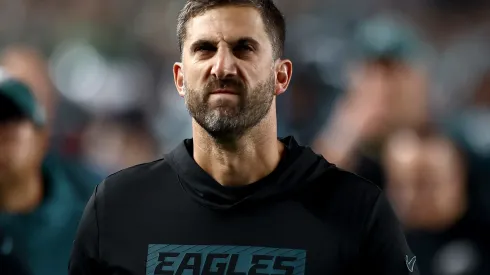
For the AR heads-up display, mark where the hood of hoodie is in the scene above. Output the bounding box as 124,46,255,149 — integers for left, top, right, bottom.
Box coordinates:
165,136,335,210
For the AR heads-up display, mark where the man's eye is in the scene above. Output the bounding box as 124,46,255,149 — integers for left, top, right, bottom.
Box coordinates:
195,45,215,52
234,45,254,52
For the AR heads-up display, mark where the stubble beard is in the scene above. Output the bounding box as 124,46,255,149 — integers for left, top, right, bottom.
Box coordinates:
184,73,275,141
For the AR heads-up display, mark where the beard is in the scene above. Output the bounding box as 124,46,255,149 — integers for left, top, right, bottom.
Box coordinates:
184,72,275,140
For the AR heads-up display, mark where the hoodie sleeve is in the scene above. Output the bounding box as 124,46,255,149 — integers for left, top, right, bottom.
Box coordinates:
360,191,419,275
69,183,106,274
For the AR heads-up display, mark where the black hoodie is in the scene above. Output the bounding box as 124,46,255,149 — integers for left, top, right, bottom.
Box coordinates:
69,137,418,275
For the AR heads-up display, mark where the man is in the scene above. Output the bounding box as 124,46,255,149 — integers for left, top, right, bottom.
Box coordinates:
69,1,418,274
0,73,99,275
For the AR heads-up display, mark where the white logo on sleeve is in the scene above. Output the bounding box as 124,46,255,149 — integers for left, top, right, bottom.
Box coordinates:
406,255,416,272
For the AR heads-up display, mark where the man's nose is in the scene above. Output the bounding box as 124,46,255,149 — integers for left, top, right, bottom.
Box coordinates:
210,48,238,79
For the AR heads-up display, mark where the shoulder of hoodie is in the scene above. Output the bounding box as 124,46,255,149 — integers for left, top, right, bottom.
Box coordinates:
323,164,382,199
296,145,382,204
303,157,383,212
94,157,175,202
298,158,388,239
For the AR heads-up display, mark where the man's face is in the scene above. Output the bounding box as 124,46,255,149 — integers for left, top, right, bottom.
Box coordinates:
383,133,466,231
0,119,45,186
174,6,291,139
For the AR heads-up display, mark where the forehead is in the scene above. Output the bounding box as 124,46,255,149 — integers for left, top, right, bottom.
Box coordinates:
185,6,270,46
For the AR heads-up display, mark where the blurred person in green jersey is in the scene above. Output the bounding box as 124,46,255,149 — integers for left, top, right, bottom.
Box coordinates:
0,46,100,275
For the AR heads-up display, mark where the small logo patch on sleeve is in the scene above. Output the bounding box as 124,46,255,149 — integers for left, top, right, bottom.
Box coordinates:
405,255,416,272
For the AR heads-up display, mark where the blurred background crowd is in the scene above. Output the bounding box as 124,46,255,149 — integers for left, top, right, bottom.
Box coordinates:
0,0,489,274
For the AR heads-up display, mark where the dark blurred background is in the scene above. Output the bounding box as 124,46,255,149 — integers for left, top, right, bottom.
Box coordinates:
0,0,490,274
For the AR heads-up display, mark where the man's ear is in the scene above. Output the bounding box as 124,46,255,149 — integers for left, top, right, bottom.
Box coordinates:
275,59,293,96
173,62,185,97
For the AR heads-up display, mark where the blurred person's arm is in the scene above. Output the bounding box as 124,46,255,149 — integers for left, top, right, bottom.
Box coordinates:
313,96,374,168
69,184,106,274
312,94,385,169
313,64,390,169
360,191,420,275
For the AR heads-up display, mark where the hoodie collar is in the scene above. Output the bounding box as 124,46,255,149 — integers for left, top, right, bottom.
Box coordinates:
166,136,332,210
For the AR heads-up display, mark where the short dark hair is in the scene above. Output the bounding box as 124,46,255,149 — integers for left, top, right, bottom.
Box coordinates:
177,0,286,59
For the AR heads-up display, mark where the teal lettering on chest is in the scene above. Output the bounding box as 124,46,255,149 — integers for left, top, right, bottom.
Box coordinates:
147,245,306,275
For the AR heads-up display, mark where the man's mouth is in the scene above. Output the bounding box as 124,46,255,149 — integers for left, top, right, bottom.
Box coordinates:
210,89,238,95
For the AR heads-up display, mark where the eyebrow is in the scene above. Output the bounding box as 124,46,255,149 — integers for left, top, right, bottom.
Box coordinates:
189,36,260,50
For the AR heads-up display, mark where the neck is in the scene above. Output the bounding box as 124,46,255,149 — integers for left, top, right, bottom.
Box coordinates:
192,111,284,186
0,172,44,214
